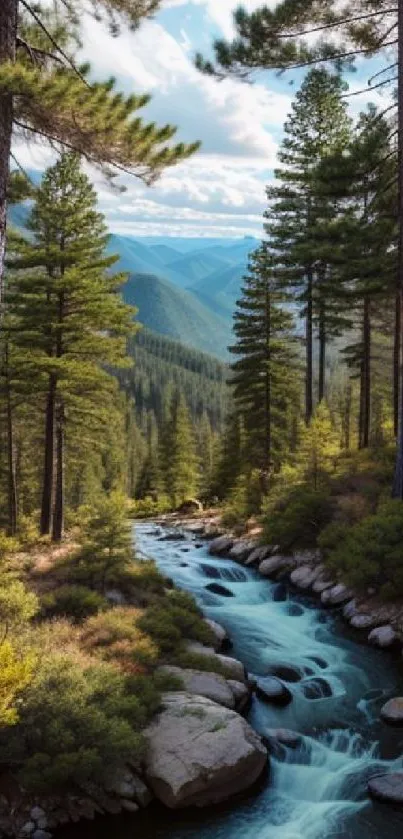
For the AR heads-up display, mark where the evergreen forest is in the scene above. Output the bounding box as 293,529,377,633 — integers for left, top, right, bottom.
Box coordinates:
2,1,403,836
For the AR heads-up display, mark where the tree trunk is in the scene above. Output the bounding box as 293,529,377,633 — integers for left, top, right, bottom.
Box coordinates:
362,294,371,449
318,297,326,402
305,269,313,424
343,382,352,451
264,273,271,478
0,0,17,312
52,403,64,542
40,375,56,535
392,0,403,497
5,343,17,535
394,290,400,439
358,361,365,450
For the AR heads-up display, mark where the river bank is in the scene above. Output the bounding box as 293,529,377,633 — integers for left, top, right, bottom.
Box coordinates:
56,519,403,839
7,515,403,839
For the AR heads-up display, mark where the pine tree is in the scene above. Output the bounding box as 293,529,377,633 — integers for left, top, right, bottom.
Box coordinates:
197,411,215,498
8,152,135,541
230,244,298,486
297,402,340,490
264,69,351,422
164,391,199,508
196,1,403,494
0,0,200,305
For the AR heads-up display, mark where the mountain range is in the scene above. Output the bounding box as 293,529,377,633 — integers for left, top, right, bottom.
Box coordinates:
8,201,258,359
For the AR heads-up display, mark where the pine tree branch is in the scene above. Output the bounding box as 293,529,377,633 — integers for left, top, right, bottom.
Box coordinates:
342,75,398,98
20,0,90,88
275,9,398,41
16,37,63,66
13,120,146,181
369,62,398,85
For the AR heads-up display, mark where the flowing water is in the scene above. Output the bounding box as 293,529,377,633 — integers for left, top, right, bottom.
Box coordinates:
62,522,403,839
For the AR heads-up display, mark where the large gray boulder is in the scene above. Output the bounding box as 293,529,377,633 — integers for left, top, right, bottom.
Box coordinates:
290,565,323,591
259,556,295,578
368,625,397,648
368,773,403,806
208,536,233,557
227,680,251,713
381,697,403,726
312,576,334,594
229,541,256,564
256,677,292,707
245,546,272,567
158,666,235,709
144,693,267,808
184,642,247,682
321,584,353,606
204,618,230,651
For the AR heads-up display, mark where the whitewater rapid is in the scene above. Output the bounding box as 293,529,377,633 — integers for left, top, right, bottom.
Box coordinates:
133,522,403,839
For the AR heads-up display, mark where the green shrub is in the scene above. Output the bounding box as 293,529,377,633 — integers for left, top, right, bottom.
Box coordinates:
1,654,148,792
324,500,403,597
222,470,263,530
174,651,228,676
138,590,214,655
69,492,133,592
261,484,333,551
130,496,171,519
41,585,107,624
82,607,158,673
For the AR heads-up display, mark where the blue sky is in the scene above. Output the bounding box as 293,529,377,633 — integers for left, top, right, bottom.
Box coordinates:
14,1,395,240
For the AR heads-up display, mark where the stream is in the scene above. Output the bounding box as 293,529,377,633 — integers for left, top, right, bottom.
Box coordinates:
63,522,403,838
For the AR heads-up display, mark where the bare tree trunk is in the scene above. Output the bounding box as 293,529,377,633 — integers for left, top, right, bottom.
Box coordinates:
52,403,64,542
392,1,403,497
394,290,400,439
5,343,17,534
0,0,17,312
318,298,326,403
362,294,371,448
40,375,56,535
305,269,313,424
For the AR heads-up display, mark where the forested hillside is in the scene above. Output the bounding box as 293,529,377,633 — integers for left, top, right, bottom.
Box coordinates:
124,328,229,432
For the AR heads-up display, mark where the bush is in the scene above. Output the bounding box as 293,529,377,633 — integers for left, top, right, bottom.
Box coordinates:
82,607,159,673
130,496,171,519
41,585,107,624
1,654,148,792
261,484,333,551
221,470,264,531
324,500,403,597
0,577,38,635
138,590,214,655
67,492,133,592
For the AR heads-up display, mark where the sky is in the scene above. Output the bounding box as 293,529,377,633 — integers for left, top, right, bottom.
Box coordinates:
13,1,395,240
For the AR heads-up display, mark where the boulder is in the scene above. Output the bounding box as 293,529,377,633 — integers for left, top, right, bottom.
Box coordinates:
342,600,358,620
184,642,247,682
245,546,271,567
265,729,302,749
229,541,256,564
321,584,353,606
177,499,203,514
290,565,321,590
350,614,379,630
158,666,235,709
144,693,267,808
368,773,403,806
256,677,292,707
204,618,231,651
227,680,251,713
205,583,234,598
208,536,234,557
301,677,333,700
381,697,403,726
106,768,143,800
268,665,302,683
19,824,35,838
368,625,397,648
32,832,52,839
121,801,139,813
312,576,334,594
259,556,295,578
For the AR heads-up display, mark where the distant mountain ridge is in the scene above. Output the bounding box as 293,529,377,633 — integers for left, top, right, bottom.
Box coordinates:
8,201,258,359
